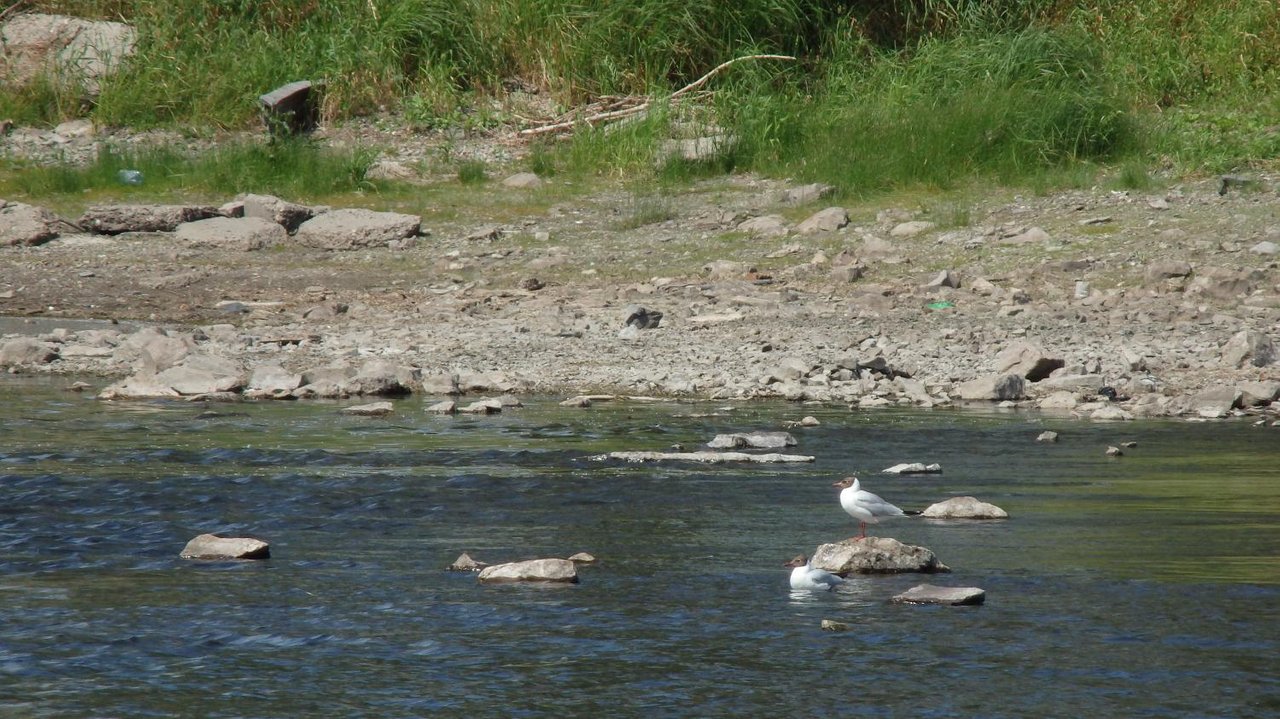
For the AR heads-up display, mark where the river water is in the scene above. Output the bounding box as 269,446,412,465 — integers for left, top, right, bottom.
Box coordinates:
2,378,1277,717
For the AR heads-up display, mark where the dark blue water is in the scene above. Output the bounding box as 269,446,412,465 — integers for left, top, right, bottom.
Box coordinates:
2,379,1278,717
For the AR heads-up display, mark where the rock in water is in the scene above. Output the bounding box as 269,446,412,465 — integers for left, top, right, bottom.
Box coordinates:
921,496,1009,519
341,401,394,416
706,431,796,449
892,584,985,606
446,552,488,571
811,537,950,575
477,558,579,584
180,533,270,560
881,462,942,475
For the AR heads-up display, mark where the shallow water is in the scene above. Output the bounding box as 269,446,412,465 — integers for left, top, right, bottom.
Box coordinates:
2,378,1278,717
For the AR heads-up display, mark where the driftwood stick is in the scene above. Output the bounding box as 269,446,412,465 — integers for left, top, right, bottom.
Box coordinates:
520,101,651,136
670,53,796,100
520,54,795,137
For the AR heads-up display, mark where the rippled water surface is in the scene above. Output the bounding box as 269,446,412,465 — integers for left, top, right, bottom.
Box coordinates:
2,378,1278,717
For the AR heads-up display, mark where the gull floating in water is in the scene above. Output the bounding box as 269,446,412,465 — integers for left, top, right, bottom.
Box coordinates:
784,554,844,591
833,476,907,540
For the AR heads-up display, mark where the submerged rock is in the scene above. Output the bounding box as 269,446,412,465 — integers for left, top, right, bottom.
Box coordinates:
707,431,796,450
341,401,394,416
892,584,985,606
921,496,1009,519
477,558,579,584
881,462,941,475
180,533,270,560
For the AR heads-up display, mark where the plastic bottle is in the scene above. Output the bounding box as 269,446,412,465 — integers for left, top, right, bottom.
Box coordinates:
116,169,144,185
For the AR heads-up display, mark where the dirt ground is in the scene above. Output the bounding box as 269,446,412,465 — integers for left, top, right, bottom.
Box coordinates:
2,122,1278,408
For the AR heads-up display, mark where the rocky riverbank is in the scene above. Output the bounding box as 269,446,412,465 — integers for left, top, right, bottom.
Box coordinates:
2,121,1279,421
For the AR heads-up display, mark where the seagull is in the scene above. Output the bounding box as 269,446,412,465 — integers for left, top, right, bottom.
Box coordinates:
784,554,844,591
833,476,907,540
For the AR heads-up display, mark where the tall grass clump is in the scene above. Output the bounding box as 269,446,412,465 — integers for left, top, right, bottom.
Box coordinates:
25,0,492,127
1073,0,1280,171
720,27,1131,194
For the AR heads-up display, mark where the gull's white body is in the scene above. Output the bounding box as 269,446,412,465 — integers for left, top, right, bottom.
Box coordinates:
835,476,906,538
785,555,843,590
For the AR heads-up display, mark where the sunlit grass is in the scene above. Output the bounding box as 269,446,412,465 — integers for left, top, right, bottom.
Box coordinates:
0,138,379,203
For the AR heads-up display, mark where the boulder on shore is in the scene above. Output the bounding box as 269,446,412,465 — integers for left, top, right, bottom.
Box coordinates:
0,13,136,95
79,204,219,234
956,373,1026,401
0,201,61,246
477,558,579,584
293,208,420,250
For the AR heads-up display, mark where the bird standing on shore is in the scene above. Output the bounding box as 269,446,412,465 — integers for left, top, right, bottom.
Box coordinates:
833,476,907,540
785,554,844,590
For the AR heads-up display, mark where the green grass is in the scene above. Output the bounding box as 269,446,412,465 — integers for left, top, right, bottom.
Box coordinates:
457,160,488,184
5,1,1280,197
0,138,379,201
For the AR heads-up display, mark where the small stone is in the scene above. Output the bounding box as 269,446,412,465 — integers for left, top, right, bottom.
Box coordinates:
1106,445,1124,457
502,172,543,189
820,619,850,632
889,220,935,237
519,277,545,291
1249,241,1278,255
446,552,488,571
567,552,598,564
623,305,663,329
1036,431,1059,443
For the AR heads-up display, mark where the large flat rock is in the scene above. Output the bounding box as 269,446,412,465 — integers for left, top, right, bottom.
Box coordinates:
811,537,950,575
477,558,579,584
293,208,420,250
79,204,219,234
892,584,985,606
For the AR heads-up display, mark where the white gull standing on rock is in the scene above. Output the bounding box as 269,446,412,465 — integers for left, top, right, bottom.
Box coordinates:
833,476,910,540
785,554,844,591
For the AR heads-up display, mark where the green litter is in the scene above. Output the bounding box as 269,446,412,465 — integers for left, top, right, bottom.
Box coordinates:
926,301,955,310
